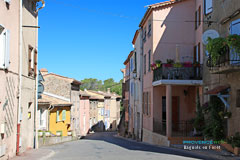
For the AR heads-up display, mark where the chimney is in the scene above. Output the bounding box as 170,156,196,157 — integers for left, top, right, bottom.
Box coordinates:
40,68,48,75
107,88,111,94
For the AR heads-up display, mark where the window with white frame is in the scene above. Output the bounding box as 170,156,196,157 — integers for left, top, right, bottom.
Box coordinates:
204,0,213,15
0,28,10,69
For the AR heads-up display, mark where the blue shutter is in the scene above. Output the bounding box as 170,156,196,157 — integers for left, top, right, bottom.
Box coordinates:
4,30,10,69
56,110,59,122
62,110,66,121
230,19,240,64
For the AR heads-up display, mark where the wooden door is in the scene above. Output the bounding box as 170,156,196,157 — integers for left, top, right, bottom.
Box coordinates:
172,96,179,131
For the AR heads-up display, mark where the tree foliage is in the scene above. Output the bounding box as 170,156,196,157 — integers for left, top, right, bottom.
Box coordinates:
80,78,122,95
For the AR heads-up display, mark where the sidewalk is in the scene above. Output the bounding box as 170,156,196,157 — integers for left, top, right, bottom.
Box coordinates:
11,148,55,160
115,134,240,160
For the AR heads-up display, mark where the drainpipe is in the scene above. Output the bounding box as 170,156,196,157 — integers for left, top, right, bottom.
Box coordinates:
140,28,144,141
16,0,23,155
34,0,45,150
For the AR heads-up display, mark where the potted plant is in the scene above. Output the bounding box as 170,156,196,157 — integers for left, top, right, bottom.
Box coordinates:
183,62,193,67
193,61,201,67
151,63,157,71
164,59,174,67
56,131,62,137
219,111,232,119
45,131,51,137
206,37,229,65
155,60,162,68
38,130,43,137
226,34,240,53
67,130,72,136
226,132,240,155
173,62,182,68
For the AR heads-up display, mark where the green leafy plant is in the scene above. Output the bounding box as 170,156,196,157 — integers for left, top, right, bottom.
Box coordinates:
193,89,205,133
155,60,162,68
227,132,240,148
166,59,174,64
226,34,240,53
173,62,182,68
219,111,232,119
203,96,225,141
206,37,228,65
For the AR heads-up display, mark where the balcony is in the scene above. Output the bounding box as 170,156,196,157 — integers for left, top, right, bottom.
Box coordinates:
153,63,203,86
207,51,240,74
153,119,195,137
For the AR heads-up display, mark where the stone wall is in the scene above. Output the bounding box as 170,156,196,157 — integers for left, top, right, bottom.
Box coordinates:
142,128,169,147
38,136,77,147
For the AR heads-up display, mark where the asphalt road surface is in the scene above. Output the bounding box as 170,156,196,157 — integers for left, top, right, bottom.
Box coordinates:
39,132,221,160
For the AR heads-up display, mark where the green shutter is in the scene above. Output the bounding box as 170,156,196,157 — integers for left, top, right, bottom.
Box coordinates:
62,110,66,121
56,110,59,122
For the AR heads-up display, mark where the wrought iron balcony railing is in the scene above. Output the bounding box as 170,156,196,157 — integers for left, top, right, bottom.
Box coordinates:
206,51,240,74
153,64,203,82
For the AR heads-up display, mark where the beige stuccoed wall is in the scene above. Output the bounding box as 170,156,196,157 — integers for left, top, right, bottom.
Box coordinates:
19,0,39,153
0,1,20,159
203,0,240,136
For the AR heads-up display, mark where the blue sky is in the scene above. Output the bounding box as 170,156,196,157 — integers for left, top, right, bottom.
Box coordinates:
38,0,164,82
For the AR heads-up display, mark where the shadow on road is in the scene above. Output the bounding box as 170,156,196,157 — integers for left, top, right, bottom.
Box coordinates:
84,132,218,160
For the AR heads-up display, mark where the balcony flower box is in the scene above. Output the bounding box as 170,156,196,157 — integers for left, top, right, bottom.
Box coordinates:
38,131,43,137
183,62,192,67
193,62,201,67
173,62,182,68
56,131,62,137
45,131,51,137
164,64,173,67
67,131,72,136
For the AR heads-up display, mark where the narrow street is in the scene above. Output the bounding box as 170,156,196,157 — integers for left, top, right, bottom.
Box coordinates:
35,132,216,160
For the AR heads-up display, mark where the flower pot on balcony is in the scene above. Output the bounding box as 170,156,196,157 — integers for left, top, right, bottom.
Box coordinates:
67,131,72,136
173,62,182,68
56,131,62,137
234,147,240,156
38,131,43,137
183,62,192,67
45,131,50,137
164,64,173,67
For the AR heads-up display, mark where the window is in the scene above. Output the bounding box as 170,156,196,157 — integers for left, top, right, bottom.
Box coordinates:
194,43,200,63
130,57,134,72
230,19,240,64
144,54,146,74
28,46,37,77
134,51,137,73
130,82,134,97
204,0,213,15
236,90,240,107
143,27,146,42
148,20,152,36
56,110,66,122
195,6,201,29
148,50,151,72
0,29,10,69
143,92,150,115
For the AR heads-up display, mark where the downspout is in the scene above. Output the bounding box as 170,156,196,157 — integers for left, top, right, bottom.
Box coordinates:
34,0,45,149
16,0,23,155
140,28,144,141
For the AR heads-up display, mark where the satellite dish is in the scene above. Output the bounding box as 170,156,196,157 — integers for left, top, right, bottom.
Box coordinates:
202,29,220,45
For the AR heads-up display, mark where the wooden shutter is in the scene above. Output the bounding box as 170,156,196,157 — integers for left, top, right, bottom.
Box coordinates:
198,43,201,62
198,6,201,26
28,46,33,75
195,11,197,29
4,30,10,69
148,92,151,116
34,49,37,77
194,45,197,63
142,92,145,114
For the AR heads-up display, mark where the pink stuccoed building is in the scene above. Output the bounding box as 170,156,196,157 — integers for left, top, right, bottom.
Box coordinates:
0,1,20,159
139,0,203,146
